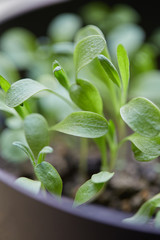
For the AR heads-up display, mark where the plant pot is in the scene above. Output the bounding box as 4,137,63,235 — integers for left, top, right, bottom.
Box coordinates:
0,1,160,239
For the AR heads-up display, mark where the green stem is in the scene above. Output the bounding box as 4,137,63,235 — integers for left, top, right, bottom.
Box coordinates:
14,106,25,119
95,136,108,171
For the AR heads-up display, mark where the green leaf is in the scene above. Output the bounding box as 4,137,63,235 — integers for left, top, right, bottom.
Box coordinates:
69,79,103,114
128,133,160,156
120,97,160,137
75,25,110,59
131,143,158,162
0,90,17,115
5,79,49,107
37,146,53,164
5,78,74,110
124,193,160,224
91,171,114,184
15,177,41,195
35,161,62,197
0,75,11,92
24,114,49,159
98,54,121,87
52,60,70,90
51,111,108,138
73,179,104,207
117,44,130,97
13,141,35,166
74,35,106,73
75,25,105,43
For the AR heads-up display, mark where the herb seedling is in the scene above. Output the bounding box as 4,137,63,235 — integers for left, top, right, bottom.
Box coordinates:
1,24,160,213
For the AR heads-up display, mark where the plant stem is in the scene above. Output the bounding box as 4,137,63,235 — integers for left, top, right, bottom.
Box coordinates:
95,136,108,171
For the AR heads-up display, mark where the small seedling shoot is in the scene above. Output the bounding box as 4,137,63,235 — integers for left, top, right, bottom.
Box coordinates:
0,24,160,225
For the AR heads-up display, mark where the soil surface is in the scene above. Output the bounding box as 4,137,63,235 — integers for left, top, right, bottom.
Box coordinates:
1,134,160,215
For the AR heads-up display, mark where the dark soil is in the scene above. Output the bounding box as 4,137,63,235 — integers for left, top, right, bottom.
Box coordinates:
0,135,160,215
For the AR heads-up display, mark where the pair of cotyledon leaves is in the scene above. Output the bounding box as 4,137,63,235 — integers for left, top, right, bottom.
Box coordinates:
120,97,160,161
0,75,111,203
14,113,113,205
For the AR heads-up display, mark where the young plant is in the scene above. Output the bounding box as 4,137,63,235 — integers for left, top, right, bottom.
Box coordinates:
1,24,160,212
53,25,130,173
0,74,111,204
120,97,160,226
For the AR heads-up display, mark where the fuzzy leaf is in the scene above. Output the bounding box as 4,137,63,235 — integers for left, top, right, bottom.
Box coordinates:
35,161,62,197
128,133,160,156
15,177,41,195
120,97,160,137
51,111,108,138
74,35,106,73
73,179,104,207
0,90,17,115
24,114,49,159
52,60,70,90
131,143,158,162
69,79,103,114
124,193,160,224
117,44,130,95
5,79,49,107
98,54,121,87
75,25,105,43
91,171,114,184
37,146,53,164
13,141,35,166
0,75,11,92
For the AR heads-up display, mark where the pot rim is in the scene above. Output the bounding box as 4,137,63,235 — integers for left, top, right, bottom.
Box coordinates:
0,168,160,236
0,0,67,23
0,0,160,236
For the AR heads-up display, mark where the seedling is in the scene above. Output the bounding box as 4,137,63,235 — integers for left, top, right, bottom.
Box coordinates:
0,24,160,217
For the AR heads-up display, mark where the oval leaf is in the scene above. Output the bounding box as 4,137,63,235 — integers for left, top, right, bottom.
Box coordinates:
98,54,121,87
15,177,41,195
0,90,17,115
24,114,49,159
124,193,160,225
37,146,53,164
73,179,104,207
128,133,160,156
131,143,158,162
75,25,105,43
91,171,114,184
69,79,103,114
35,161,62,197
5,78,49,107
120,97,160,137
13,141,35,166
74,35,106,73
51,111,108,138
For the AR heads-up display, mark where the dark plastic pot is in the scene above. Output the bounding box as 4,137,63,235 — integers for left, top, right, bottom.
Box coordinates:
0,1,160,239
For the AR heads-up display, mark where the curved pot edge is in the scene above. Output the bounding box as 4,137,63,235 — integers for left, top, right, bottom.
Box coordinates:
0,0,68,23
0,0,160,237
0,168,160,236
